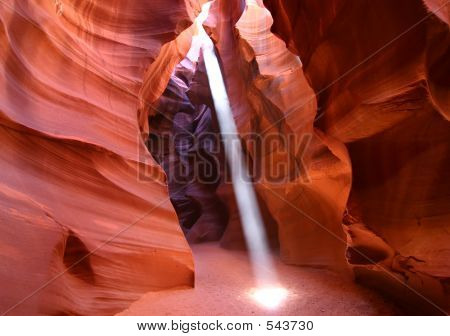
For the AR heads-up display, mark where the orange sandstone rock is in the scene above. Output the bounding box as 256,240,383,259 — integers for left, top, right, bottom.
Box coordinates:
0,0,194,315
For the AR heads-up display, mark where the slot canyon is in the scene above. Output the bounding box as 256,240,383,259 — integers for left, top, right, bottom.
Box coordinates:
0,0,449,316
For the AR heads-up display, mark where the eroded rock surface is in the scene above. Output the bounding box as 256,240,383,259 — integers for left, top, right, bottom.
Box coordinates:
1,0,448,315
0,0,194,315
264,0,450,313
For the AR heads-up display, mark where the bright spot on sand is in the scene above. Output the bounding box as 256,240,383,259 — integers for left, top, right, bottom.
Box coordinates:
250,286,288,309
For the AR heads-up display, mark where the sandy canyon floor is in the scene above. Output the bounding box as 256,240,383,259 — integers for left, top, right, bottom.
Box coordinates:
119,243,401,316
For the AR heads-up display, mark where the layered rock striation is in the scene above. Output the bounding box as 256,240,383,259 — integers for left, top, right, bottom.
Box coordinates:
0,0,194,315
1,0,448,315
263,0,450,313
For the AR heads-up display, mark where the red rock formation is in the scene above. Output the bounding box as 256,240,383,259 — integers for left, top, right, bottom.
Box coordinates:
264,0,450,313
0,0,194,315
1,0,448,316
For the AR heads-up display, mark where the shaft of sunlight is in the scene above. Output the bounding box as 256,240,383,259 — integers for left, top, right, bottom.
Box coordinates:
192,1,287,309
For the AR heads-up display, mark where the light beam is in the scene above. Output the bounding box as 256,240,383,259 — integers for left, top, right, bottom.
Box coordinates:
192,2,288,309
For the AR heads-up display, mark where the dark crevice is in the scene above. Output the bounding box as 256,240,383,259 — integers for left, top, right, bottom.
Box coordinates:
146,55,228,243
63,231,96,285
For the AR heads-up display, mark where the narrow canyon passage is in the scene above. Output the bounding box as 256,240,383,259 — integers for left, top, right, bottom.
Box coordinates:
137,0,450,316
119,243,400,316
0,0,448,317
